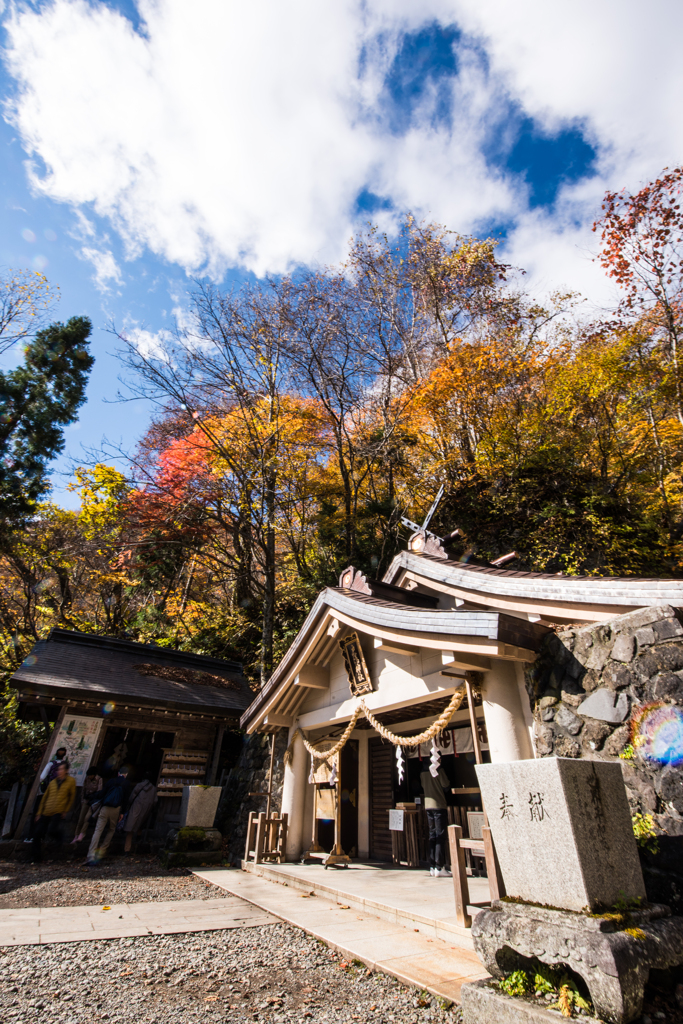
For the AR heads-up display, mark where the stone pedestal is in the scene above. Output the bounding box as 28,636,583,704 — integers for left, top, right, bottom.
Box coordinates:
470,899,683,1024
179,785,221,828
461,979,604,1024
162,826,223,868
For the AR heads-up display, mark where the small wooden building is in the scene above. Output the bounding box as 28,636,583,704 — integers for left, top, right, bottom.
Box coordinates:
9,628,254,838
240,532,683,864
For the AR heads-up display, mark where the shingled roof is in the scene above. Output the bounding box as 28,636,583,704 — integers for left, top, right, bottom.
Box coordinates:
383,550,683,606
11,629,255,717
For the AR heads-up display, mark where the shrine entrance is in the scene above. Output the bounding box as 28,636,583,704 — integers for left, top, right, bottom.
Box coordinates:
313,739,359,857
368,726,490,867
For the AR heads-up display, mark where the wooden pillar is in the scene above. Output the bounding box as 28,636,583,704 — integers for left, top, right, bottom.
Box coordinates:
244,811,256,861
254,811,266,864
448,824,472,928
280,729,307,860
265,732,276,819
465,674,483,765
481,660,535,763
1,782,19,838
13,706,67,840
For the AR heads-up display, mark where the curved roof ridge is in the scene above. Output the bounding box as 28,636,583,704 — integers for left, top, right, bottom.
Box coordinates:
383,551,683,603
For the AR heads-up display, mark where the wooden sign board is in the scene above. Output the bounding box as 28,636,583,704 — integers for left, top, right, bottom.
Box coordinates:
389,809,405,831
339,632,373,696
467,811,485,840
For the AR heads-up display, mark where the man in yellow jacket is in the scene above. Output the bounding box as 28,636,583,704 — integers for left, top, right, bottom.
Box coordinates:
33,762,76,862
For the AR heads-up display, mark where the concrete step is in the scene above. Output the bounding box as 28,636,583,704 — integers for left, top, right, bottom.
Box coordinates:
193,866,489,1005
240,858,489,944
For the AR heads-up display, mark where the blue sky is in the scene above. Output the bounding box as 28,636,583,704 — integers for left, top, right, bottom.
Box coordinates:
1,0,681,507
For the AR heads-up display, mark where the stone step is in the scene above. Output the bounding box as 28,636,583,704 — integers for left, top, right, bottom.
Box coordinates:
238,858,489,944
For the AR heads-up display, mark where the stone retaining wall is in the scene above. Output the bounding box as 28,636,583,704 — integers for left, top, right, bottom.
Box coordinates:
215,729,288,864
526,603,683,911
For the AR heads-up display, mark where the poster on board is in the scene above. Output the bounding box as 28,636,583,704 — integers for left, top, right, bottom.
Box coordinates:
48,716,102,786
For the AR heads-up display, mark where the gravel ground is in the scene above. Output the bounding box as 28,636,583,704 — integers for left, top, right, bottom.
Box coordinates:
0,922,463,1024
0,858,222,908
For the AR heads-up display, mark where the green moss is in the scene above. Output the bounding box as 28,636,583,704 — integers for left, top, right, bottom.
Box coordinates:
632,813,659,855
176,827,208,851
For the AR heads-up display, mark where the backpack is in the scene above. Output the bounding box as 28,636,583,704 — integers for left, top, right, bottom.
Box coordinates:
103,780,125,808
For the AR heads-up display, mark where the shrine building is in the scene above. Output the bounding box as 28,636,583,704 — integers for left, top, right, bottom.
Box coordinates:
240,532,683,864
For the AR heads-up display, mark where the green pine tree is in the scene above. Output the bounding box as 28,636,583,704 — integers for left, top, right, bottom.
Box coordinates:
0,316,94,533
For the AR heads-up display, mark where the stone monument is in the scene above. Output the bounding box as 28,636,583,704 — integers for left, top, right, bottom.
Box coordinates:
179,785,222,828
161,785,223,868
475,757,645,912
459,757,683,1024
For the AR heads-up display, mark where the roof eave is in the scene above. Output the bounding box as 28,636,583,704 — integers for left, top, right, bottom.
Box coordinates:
240,587,545,734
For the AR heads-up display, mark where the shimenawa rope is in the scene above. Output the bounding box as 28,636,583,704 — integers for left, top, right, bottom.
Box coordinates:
283,683,467,764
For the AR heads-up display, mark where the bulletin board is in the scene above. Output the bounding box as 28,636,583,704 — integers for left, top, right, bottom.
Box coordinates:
48,716,103,786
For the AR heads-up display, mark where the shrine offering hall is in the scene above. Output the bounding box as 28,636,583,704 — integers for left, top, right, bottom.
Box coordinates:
241,534,683,865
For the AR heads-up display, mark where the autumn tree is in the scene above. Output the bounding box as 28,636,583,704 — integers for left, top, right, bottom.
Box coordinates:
595,167,683,423
118,283,330,683
0,268,58,355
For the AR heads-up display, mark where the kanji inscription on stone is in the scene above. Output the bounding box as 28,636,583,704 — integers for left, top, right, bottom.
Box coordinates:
528,791,549,821
499,793,515,819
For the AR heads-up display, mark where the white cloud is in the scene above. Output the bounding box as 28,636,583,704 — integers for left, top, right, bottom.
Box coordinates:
3,0,683,300
71,209,96,240
123,324,172,359
79,246,123,291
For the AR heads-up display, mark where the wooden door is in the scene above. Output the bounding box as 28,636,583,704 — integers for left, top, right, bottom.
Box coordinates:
369,737,394,862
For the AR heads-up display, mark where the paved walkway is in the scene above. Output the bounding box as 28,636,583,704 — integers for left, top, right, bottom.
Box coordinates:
194,867,489,1003
236,859,490,943
0,896,275,946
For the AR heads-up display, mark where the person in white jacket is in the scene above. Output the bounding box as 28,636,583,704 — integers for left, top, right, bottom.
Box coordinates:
40,747,69,787
123,777,157,852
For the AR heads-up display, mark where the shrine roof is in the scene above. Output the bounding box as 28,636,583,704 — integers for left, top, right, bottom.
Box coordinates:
11,628,254,717
383,550,683,607
240,586,548,732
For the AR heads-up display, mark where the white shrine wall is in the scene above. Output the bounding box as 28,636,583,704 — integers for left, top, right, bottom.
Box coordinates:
296,642,459,728
280,633,537,859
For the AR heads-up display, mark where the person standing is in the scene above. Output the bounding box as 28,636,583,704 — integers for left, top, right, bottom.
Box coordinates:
32,762,76,862
123,776,157,852
86,769,130,866
39,747,70,789
23,745,71,847
72,765,104,843
420,763,452,877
